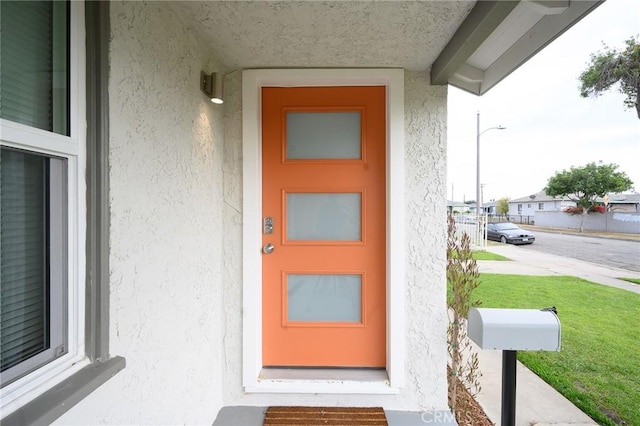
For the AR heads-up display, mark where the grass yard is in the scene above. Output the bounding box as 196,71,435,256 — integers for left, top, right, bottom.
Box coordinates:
474,274,640,426
450,251,510,261
472,251,509,261
619,277,640,285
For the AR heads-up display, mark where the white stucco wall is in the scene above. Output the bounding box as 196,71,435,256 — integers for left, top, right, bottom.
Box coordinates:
401,72,449,411
219,71,449,412
55,2,449,420
55,1,225,424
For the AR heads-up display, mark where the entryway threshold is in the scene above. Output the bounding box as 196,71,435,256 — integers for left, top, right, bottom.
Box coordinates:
245,368,399,394
212,406,457,425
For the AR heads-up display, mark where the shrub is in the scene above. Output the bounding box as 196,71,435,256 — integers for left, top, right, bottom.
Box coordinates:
563,205,606,214
446,215,482,420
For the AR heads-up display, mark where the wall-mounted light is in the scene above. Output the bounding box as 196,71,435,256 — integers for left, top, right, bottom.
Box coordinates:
200,71,223,104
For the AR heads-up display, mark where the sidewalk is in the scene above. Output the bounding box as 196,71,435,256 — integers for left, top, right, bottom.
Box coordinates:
472,347,596,426
472,243,640,425
481,244,640,294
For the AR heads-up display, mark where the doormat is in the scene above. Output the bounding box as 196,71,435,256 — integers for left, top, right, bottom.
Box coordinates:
263,406,388,425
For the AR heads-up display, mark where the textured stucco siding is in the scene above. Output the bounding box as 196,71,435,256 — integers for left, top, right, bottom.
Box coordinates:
55,2,225,424
402,72,449,410
54,2,449,420
171,1,472,71
219,71,449,411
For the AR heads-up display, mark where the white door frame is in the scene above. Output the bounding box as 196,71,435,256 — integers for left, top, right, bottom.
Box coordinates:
242,69,405,392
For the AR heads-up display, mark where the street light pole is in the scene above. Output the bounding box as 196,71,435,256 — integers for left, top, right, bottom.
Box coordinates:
476,112,481,218
476,111,506,220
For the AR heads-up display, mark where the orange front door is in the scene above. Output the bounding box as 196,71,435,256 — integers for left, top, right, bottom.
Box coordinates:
262,86,386,367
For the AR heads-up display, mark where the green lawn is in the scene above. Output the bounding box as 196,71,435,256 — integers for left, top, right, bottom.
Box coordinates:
472,251,509,261
474,274,640,426
619,277,640,285
450,250,510,261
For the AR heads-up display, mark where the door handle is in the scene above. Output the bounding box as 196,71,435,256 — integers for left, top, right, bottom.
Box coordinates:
262,243,275,254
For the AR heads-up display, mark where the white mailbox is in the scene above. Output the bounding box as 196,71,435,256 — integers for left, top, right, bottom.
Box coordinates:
468,307,561,351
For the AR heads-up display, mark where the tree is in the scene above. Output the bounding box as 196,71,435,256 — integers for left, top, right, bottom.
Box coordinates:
579,37,640,119
545,162,634,231
497,197,510,218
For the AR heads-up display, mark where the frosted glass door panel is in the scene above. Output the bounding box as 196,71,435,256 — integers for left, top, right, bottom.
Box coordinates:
287,274,362,322
286,112,361,159
287,193,361,241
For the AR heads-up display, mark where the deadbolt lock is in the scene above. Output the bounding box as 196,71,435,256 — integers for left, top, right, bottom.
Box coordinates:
263,217,274,234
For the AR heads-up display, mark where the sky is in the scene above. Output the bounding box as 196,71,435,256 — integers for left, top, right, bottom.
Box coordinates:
447,0,640,204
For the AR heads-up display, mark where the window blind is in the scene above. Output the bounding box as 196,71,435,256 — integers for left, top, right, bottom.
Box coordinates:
0,1,69,135
0,0,69,387
0,148,49,372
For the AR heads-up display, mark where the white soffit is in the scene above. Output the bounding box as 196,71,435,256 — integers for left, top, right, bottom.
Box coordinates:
466,1,554,70
170,1,474,71
171,0,603,96
443,0,603,95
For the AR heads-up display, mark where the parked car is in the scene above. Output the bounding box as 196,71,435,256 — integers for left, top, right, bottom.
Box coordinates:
486,222,535,245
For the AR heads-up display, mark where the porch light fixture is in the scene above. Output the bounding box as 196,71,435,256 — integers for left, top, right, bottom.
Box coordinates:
200,71,223,104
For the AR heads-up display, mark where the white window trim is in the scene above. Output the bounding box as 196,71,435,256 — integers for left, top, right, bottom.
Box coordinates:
242,68,405,393
0,1,87,415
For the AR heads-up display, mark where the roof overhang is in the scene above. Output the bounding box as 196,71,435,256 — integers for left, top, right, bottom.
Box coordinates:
432,0,604,95
171,0,603,97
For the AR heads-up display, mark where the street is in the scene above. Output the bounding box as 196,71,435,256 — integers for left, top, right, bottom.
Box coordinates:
517,230,640,273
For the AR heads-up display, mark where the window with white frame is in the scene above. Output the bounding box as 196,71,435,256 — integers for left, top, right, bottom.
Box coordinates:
1,149,68,386
538,203,544,210
517,204,522,213
2,2,123,423
1,0,82,403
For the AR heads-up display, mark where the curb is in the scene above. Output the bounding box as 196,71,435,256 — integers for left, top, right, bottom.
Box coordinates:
519,225,640,243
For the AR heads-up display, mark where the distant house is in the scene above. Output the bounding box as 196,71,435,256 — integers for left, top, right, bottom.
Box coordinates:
509,191,640,218
483,201,498,215
447,200,471,214
508,191,576,217
602,193,640,212
466,202,496,215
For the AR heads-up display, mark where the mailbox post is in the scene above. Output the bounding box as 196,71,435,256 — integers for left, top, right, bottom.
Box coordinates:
468,308,561,426
502,350,517,425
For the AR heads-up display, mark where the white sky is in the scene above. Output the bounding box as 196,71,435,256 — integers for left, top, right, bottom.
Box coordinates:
447,0,640,204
